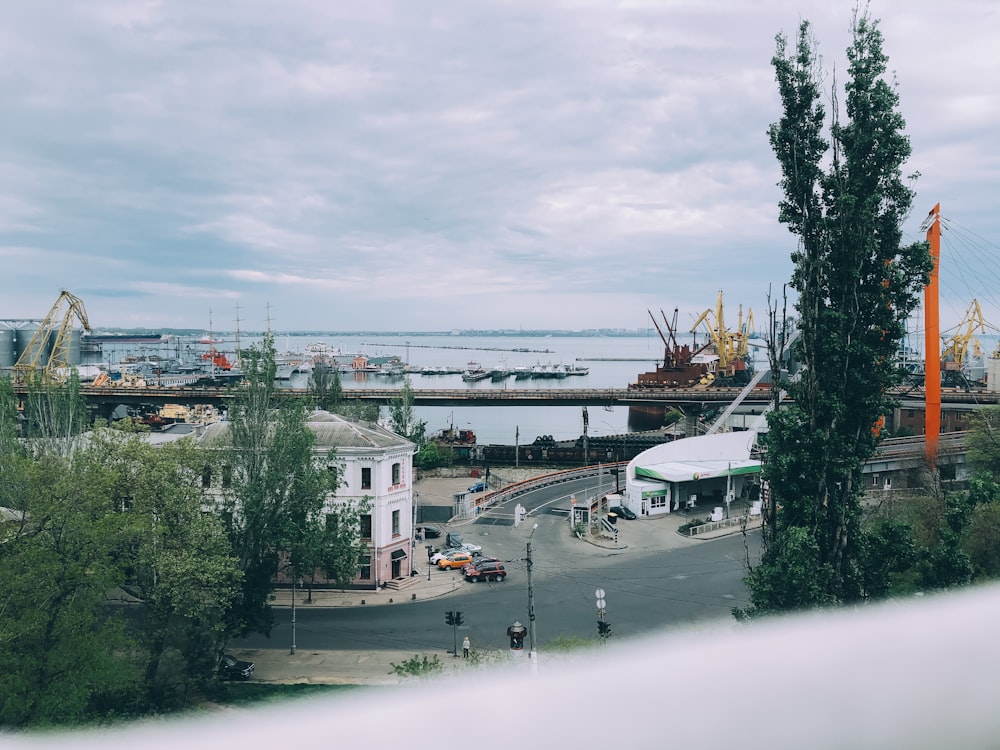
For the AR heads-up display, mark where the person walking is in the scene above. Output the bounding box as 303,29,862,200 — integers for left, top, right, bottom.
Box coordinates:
462,636,471,658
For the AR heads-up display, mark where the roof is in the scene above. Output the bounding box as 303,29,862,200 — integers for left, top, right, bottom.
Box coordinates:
194,410,414,452
631,430,760,483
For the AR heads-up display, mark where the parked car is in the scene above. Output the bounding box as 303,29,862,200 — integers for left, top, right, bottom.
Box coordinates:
430,542,482,564
218,653,255,681
468,481,489,493
437,551,476,570
610,505,637,521
416,524,442,539
463,559,507,583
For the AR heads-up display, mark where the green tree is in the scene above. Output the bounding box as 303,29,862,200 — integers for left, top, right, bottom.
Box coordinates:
219,333,348,637
967,406,1000,479
414,440,454,470
0,452,141,728
749,13,932,614
21,371,90,453
89,430,241,707
309,361,343,412
388,378,426,443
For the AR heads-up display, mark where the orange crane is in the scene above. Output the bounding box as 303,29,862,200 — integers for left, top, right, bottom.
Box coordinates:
13,290,92,383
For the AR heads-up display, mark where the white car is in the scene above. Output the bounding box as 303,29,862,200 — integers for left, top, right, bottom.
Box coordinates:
430,543,482,563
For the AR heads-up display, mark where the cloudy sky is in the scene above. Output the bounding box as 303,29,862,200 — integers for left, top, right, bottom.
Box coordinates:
2,1,998,334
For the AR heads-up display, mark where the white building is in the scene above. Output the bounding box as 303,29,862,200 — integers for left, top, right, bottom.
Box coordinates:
195,410,417,588
623,431,761,517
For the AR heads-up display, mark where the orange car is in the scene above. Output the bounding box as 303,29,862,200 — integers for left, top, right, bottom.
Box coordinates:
437,551,476,570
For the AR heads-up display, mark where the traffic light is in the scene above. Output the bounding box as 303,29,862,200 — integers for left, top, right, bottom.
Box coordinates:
597,620,612,637
454,611,464,626
445,611,455,626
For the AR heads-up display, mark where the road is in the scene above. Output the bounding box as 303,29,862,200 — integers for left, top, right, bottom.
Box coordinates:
236,477,759,654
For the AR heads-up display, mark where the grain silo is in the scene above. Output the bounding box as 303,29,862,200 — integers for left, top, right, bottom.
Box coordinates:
14,323,47,367
0,327,16,368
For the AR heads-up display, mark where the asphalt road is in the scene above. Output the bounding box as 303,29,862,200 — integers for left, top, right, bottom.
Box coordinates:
236,507,759,654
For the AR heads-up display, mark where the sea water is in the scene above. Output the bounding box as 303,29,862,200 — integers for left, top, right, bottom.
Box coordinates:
271,332,673,445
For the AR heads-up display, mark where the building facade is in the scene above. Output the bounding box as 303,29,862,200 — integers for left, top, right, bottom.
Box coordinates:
194,410,416,589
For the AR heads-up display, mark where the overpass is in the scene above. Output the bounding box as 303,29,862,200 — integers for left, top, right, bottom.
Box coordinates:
13,383,999,420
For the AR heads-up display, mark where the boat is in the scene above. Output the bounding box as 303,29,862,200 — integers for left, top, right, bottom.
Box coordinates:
461,361,490,382
565,363,589,376
304,342,341,358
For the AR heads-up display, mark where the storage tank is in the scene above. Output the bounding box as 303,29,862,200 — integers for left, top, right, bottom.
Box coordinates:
987,357,1000,393
14,324,47,366
68,328,83,365
0,328,16,368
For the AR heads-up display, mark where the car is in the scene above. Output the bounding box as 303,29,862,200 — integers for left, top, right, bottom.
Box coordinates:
429,547,464,564
468,481,489,493
415,524,442,539
463,560,507,583
437,550,476,570
610,505,637,521
430,543,482,563
446,532,465,549
218,653,255,681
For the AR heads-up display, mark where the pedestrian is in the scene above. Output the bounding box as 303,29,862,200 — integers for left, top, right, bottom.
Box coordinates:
462,636,470,658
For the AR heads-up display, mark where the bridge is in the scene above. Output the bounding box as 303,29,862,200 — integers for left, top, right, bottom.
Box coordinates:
14,383,1000,419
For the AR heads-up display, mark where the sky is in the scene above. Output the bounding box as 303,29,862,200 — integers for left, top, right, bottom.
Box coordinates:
2,1,999,335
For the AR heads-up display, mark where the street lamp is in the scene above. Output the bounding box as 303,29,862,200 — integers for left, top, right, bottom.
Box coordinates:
526,523,539,673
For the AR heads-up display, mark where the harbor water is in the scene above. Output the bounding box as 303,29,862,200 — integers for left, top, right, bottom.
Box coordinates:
268,333,675,446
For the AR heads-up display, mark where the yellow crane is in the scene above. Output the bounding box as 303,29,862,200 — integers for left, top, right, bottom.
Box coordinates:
940,299,986,371
690,290,754,370
13,290,92,383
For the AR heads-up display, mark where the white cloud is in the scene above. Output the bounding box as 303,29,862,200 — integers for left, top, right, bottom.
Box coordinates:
0,0,996,331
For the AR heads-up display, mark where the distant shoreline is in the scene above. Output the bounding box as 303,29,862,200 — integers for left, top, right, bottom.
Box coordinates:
88,329,659,339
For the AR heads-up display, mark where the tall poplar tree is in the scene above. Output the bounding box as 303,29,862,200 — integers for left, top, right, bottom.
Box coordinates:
744,13,932,613
219,333,348,637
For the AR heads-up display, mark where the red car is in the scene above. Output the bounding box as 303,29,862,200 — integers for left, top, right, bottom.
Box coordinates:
463,560,507,582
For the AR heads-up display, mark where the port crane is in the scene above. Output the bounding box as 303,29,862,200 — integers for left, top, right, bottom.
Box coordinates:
13,290,92,383
940,298,986,374
690,290,754,379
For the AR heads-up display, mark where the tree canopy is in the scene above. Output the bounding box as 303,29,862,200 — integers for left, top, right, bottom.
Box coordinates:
744,12,932,615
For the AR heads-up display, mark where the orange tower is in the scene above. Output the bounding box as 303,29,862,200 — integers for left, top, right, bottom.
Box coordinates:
923,204,941,463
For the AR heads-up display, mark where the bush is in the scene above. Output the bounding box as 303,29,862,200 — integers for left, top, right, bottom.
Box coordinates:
389,654,443,678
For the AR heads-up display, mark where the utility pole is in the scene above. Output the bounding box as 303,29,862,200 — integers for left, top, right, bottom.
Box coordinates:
290,570,297,655
526,523,538,673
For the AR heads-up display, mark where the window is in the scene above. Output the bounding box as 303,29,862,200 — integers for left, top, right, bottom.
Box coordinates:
222,464,232,488
326,512,339,532
361,514,372,539
361,467,372,490
650,495,667,509
392,463,401,485
392,509,400,536
871,474,880,487
358,552,372,580
883,476,892,490
201,466,212,488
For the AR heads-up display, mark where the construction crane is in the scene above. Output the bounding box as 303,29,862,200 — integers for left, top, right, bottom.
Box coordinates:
13,290,92,383
940,299,986,372
690,291,754,371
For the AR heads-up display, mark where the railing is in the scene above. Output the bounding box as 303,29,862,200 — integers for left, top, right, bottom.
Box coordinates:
457,462,627,520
